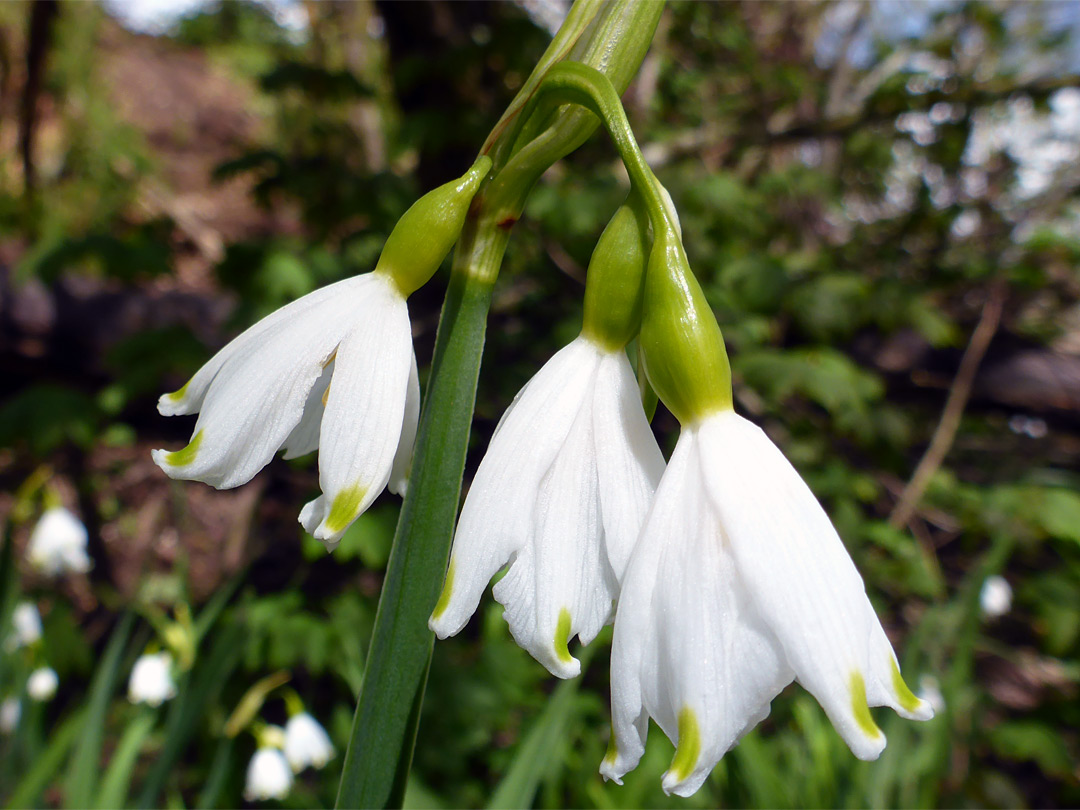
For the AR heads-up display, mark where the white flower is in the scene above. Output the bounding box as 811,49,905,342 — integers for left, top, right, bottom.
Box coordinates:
27,667,58,702
0,698,20,733
7,602,42,650
917,674,945,714
430,335,664,677
284,712,335,772
27,507,92,576
602,410,934,797
127,652,177,707
244,744,293,802
152,272,418,550
979,575,1012,619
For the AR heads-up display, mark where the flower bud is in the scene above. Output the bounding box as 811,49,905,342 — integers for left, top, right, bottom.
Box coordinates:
375,156,492,296
638,230,732,425
581,198,650,351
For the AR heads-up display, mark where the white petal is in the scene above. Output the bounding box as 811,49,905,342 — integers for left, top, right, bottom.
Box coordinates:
388,352,420,497
280,360,334,460
604,430,792,796
299,276,413,549
697,411,895,760
492,403,614,678
158,276,362,417
591,350,665,581
429,337,601,640
152,275,378,489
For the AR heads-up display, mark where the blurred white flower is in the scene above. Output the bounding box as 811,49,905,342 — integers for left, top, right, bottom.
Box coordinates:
602,410,934,797
7,602,42,650
127,652,177,707
27,667,58,702
284,712,335,772
27,507,92,577
244,745,293,802
917,674,945,714
979,575,1012,619
430,336,664,678
152,273,418,552
0,698,20,734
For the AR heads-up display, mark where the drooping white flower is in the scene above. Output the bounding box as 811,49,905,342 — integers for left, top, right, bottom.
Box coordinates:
602,410,933,797
430,335,664,678
7,602,42,650
152,272,419,551
244,744,293,802
979,575,1012,619
27,667,59,702
283,712,335,772
27,507,92,577
0,698,20,734
127,652,177,707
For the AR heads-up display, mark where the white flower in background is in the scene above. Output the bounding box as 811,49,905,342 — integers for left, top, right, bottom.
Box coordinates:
429,335,665,678
152,273,418,551
7,601,42,650
602,410,933,797
244,740,294,802
0,698,20,734
27,507,92,577
917,674,945,714
284,712,335,772
979,575,1012,619
127,652,177,707
27,667,58,702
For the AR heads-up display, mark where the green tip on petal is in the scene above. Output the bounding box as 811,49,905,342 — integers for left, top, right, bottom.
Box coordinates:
324,485,367,535
889,658,922,714
164,430,203,467
165,380,190,402
431,560,455,620
668,706,701,783
850,672,883,738
603,731,618,767
554,607,573,664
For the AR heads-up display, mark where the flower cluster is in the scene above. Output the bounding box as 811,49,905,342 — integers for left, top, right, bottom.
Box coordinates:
242,710,335,802
431,194,934,794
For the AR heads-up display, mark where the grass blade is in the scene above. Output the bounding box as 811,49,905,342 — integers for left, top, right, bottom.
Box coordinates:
95,710,156,809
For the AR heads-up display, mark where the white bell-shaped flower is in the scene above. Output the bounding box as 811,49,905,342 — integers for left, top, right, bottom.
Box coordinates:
244,745,293,802
127,652,177,707
8,602,42,650
27,667,58,702
602,410,934,797
430,335,664,678
979,575,1012,619
152,272,419,550
0,698,20,734
27,507,92,576
152,158,490,550
283,712,335,772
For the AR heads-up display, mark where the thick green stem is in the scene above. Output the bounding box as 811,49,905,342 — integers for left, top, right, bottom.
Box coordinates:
334,235,505,810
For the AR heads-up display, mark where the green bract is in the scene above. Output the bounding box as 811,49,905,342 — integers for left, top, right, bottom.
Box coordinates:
581,198,650,351
639,229,733,425
375,156,492,297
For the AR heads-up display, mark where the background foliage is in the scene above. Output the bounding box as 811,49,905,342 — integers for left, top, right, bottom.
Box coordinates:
1,1,1079,807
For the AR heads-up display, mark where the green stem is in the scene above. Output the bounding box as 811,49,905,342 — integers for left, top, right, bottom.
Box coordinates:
335,234,507,809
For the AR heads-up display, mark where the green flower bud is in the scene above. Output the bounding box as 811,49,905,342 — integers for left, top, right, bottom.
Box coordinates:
639,230,733,425
581,197,650,351
375,155,492,296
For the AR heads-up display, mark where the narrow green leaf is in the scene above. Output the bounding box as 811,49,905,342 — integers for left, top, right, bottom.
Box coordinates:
64,611,136,809
136,619,245,809
486,660,588,810
195,735,235,810
336,270,496,810
95,711,156,810
6,708,86,809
